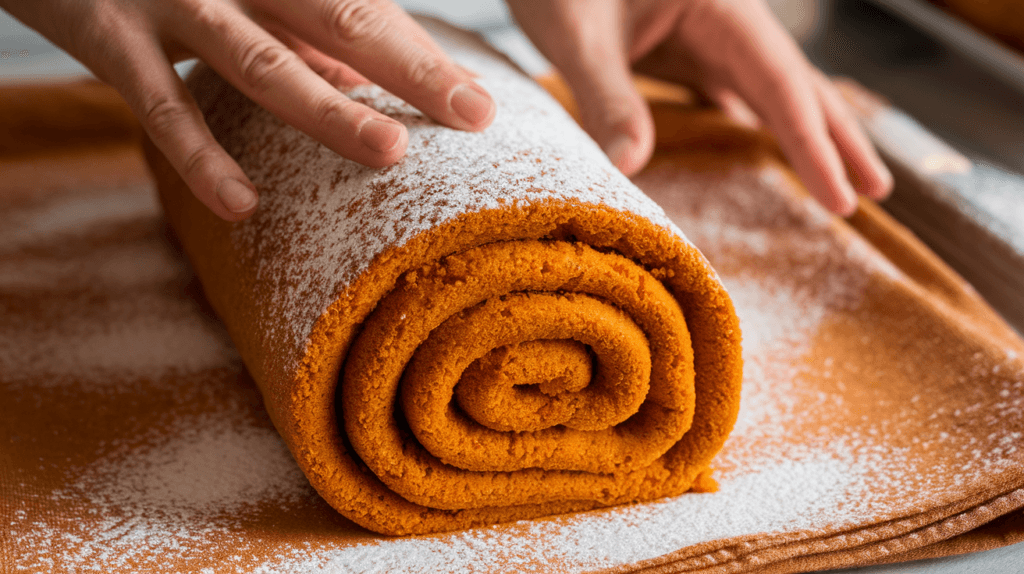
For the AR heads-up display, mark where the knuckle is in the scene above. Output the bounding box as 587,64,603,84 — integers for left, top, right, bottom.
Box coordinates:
236,41,298,92
400,55,444,90
312,96,358,129
137,93,224,179
181,144,221,179
819,81,856,122
324,0,388,45
176,0,223,32
139,95,192,140
780,121,821,156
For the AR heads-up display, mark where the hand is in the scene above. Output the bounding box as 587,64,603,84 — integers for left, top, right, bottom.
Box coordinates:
508,0,893,215
0,0,496,221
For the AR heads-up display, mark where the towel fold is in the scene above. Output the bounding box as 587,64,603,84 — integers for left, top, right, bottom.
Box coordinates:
144,21,742,535
4,18,1024,574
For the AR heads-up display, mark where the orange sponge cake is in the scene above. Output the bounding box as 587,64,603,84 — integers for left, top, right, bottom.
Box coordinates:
144,20,742,535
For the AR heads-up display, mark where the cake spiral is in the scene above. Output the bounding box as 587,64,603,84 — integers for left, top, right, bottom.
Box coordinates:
145,18,742,535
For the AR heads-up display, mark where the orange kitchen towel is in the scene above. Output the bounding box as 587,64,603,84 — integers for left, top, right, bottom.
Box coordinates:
3,18,1024,573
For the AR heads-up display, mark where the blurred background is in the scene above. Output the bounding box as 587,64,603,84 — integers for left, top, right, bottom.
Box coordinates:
2,2,1022,571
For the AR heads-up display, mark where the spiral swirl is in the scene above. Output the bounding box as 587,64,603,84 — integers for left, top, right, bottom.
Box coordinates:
344,240,696,509
150,25,743,535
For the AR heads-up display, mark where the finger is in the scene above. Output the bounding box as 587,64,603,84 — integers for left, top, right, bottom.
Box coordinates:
510,0,654,175
678,2,858,215
169,3,409,169
105,39,259,221
813,73,894,200
260,19,371,89
258,0,495,132
705,86,761,129
740,70,855,215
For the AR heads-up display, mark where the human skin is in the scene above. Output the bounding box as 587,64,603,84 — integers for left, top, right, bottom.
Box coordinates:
510,0,894,215
0,0,498,220
0,0,891,220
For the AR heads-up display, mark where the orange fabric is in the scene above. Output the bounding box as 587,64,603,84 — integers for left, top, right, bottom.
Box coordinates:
2,23,1023,572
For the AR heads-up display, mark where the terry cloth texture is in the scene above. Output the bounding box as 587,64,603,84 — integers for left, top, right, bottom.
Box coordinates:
2,19,1023,574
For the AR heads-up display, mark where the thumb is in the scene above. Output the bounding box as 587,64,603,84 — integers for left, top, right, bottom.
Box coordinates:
512,0,654,175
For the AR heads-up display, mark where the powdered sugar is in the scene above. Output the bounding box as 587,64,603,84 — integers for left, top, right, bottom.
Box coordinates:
259,451,866,574
6,21,1024,574
0,286,238,387
188,21,686,353
11,413,314,573
7,147,1024,574
724,279,827,439
0,239,181,292
220,160,932,572
0,185,238,386
0,184,159,253
66,415,310,520
244,187,889,569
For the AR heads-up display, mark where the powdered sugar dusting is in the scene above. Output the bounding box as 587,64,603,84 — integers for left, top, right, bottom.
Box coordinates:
0,292,237,386
725,279,827,438
6,146,1023,574
0,288,238,390
0,183,239,387
6,23,1024,574
227,161,942,573
188,22,685,353
64,415,310,520
0,184,159,252
11,413,315,573
0,239,180,291
258,451,864,574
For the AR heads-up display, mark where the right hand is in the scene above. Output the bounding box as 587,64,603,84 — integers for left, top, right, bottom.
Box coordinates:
0,0,496,220
509,0,893,216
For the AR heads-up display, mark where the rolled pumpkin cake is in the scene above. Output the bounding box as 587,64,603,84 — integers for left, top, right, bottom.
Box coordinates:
144,19,742,535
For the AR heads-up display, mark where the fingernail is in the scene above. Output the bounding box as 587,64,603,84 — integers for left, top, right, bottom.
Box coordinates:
874,163,895,199
603,136,633,169
836,184,859,217
217,179,257,213
359,119,404,153
731,106,761,129
450,84,494,127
